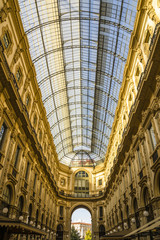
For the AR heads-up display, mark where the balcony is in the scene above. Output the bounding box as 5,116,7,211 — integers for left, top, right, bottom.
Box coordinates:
58,191,104,199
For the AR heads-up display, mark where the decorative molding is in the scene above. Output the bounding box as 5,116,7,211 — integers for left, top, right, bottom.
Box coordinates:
1,25,13,57
0,5,11,23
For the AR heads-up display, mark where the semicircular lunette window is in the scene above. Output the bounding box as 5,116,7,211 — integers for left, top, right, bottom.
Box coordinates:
70,151,97,168
18,0,138,166
74,171,89,198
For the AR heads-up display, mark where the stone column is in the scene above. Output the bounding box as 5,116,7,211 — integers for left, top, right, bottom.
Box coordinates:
92,207,98,240
0,129,15,195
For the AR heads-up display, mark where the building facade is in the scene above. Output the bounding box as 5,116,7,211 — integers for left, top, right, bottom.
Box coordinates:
0,0,160,240
71,222,92,239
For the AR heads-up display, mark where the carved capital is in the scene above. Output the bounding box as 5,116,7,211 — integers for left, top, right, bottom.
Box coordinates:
147,2,159,23
11,47,24,67
137,47,145,67
130,150,135,160
11,128,18,140
141,109,148,122
23,78,30,92
138,127,145,140
0,5,11,23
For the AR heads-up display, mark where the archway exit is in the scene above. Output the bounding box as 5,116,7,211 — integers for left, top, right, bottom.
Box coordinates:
71,208,92,240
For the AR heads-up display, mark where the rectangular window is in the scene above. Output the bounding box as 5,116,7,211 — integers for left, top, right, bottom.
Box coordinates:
0,123,7,149
137,147,142,169
33,173,37,190
3,32,10,49
99,179,102,186
99,206,103,219
60,206,63,217
16,69,22,82
148,123,157,151
14,145,20,168
59,206,64,219
25,162,30,181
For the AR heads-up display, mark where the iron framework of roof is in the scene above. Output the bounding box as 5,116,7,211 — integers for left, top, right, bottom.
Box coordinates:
18,0,138,167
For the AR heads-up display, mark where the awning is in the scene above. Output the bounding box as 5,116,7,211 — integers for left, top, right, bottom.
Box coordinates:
100,217,160,240
100,229,132,240
124,217,160,238
0,220,47,235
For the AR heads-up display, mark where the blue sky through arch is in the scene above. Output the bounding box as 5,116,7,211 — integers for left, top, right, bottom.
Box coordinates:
71,208,91,224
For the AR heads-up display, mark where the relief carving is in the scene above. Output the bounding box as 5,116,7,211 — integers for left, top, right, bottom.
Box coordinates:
148,1,159,23
13,47,24,66
137,47,145,68
0,5,11,23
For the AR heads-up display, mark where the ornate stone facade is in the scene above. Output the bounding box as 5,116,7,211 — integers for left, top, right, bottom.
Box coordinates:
0,0,160,240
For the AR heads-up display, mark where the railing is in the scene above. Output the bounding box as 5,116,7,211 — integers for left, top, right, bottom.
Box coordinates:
58,191,104,198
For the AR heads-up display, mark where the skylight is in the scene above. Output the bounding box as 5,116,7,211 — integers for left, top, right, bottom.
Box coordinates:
18,0,138,167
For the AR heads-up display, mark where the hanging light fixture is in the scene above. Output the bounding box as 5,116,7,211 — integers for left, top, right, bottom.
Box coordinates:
143,210,149,217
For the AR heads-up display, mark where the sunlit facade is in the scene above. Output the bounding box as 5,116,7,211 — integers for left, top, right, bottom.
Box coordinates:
0,0,160,239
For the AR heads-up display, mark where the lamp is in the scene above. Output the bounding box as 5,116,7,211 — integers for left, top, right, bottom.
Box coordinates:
19,216,23,221
131,217,135,223
143,210,149,217
37,225,41,229
124,222,128,229
30,221,33,225
47,229,50,233
12,214,16,219
43,227,46,231
3,207,8,214
113,229,116,232
117,226,121,230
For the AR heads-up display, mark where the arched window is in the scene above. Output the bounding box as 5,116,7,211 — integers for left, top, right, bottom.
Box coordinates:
33,114,37,127
74,171,89,197
49,219,51,229
18,196,24,217
99,225,105,238
41,213,44,229
3,185,12,205
0,123,7,149
126,205,130,228
35,209,39,227
144,30,151,44
28,203,32,224
116,212,118,225
26,94,30,107
120,210,124,230
133,198,140,228
56,224,63,240
46,216,48,228
143,188,154,222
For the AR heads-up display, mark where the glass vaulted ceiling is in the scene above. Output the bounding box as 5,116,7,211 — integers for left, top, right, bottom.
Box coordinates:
18,0,138,167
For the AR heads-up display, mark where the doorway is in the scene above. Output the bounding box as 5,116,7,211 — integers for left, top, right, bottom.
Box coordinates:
71,208,92,240
56,224,63,240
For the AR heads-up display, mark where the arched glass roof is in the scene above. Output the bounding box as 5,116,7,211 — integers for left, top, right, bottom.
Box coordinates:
18,0,138,166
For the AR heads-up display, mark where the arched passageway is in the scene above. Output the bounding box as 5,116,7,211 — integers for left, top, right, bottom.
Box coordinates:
99,225,105,238
71,207,92,240
56,224,63,240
